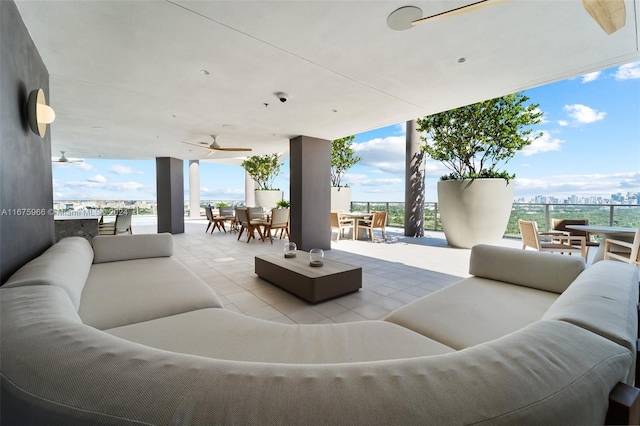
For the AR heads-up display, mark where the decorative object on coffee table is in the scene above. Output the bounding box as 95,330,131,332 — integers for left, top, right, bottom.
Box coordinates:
284,242,297,258
309,248,324,266
255,253,361,304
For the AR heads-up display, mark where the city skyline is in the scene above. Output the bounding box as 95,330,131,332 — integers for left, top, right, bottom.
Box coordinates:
52,62,640,204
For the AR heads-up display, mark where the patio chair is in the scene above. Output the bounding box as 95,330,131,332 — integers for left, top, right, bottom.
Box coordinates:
330,211,354,241
551,218,599,256
357,211,387,242
236,207,267,243
98,209,132,235
604,228,640,268
263,208,290,244
248,207,266,220
518,219,586,259
219,206,237,232
205,206,226,233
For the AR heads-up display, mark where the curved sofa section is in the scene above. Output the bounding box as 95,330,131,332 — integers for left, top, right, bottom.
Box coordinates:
1,235,639,425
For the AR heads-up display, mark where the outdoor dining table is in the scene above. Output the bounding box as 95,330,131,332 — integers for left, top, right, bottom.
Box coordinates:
566,225,638,263
340,212,372,240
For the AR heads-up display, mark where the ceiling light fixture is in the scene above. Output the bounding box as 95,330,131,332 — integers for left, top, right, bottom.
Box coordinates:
387,6,422,30
457,57,467,63
200,69,210,75
26,89,55,137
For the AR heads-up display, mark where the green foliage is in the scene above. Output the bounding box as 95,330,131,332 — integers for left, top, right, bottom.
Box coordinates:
276,199,290,209
241,154,282,190
214,201,229,208
417,92,543,181
331,135,361,187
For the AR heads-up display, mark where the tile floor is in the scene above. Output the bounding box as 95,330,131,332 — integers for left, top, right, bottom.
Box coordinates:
134,218,526,324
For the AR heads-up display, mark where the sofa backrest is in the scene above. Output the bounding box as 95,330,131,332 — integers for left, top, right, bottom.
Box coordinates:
92,233,173,263
543,260,639,383
469,244,586,294
2,237,93,310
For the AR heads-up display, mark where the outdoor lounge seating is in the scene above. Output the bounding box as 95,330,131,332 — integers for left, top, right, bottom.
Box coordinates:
518,219,586,259
2,235,639,425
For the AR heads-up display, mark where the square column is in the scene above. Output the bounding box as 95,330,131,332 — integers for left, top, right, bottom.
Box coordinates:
156,157,184,234
290,136,331,251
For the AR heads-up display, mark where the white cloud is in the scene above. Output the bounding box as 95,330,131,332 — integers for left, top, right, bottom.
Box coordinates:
521,131,564,156
581,71,601,83
558,120,569,127
532,107,549,124
353,136,406,174
563,104,606,124
87,174,106,183
343,173,402,187
52,161,95,171
614,61,640,80
110,165,141,175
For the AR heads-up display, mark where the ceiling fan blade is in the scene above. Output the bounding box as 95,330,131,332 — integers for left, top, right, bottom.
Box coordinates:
411,0,512,25
216,147,252,152
181,141,210,149
582,0,625,34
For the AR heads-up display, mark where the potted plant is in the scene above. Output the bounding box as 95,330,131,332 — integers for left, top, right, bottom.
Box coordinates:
241,154,283,209
276,199,290,209
417,92,543,248
330,135,361,212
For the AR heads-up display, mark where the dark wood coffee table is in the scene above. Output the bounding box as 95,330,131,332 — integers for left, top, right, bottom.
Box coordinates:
255,252,362,304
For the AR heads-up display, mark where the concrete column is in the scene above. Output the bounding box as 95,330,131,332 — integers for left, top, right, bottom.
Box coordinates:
290,136,331,251
244,171,256,206
188,160,200,218
156,157,184,234
404,120,426,237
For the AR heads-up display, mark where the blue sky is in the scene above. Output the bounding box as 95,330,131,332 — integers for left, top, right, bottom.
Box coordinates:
53,61,640,203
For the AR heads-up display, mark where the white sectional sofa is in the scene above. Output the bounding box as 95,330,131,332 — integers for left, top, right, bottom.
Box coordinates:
1,234,639,425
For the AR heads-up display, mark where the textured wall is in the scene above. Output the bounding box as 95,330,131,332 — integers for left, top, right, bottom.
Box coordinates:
0,1,55,284
290,136,331,251
156,157,185,234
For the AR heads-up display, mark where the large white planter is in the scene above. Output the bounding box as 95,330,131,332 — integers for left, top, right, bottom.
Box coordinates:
438,179,514,249
254,190,283,210
331,187,351,212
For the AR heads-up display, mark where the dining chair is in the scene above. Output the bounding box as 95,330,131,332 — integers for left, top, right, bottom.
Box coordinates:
219,206,237,232
98,209,132,235
330,211,354,241
357,211,387,242
263,208,290,244
518,219,586,259
551,218,599,256
248,207,265,220
604,228,640,268
205,206,215,233
236,207,267,243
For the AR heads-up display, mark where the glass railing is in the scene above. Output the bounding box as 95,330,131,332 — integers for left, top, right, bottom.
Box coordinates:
351,201,640,236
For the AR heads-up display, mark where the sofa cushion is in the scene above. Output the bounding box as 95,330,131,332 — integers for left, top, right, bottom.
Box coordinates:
2,237,93,310
79,257,223,329
106,308,455,363
543,260,639,383
383,276,559,350
92,233,173,263
469,244,586,293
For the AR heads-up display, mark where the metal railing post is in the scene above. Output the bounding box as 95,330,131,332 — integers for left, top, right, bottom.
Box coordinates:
610,206,614,226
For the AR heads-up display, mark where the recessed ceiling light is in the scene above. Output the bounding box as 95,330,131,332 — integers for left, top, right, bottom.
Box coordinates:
222,124,236,129
200,69,210,75
457,57,467,63
332,109,338,113
387,6,422,31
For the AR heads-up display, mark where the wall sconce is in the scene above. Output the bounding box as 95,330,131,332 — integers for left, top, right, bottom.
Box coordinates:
27,88,56,137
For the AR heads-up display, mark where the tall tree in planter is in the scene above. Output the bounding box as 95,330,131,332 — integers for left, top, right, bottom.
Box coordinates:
241,154,282,190
330,135,361,212
417,92,543,181
416,93,543,248
331,135,361,188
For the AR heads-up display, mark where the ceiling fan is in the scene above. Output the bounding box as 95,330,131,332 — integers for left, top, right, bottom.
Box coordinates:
404,0,625,35
52,151,84,163
181,135,252,155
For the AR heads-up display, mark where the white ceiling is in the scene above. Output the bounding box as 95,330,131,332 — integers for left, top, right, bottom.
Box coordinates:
15,0,640,163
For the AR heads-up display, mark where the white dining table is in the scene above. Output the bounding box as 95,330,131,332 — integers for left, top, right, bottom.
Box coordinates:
566,225,638,263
